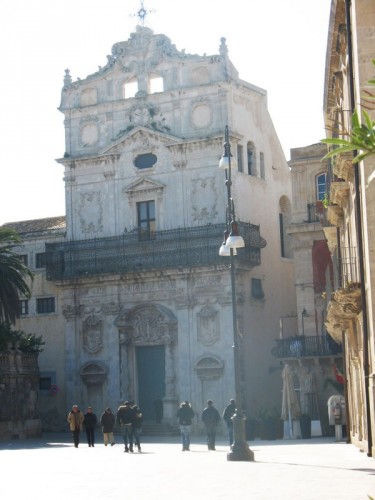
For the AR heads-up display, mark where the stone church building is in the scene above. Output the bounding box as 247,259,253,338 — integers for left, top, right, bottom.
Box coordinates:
5,25,296,431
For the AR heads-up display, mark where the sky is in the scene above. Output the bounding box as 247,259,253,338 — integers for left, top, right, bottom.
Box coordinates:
0,0,331,224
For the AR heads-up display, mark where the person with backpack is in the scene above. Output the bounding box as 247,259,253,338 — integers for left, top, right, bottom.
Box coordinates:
201,400,221,450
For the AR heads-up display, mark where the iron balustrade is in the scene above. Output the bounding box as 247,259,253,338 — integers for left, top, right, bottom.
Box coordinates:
332,246,360,289
272,335,342,359
45,222,265,281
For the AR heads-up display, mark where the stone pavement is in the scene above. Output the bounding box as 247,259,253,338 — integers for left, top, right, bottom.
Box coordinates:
1,434,374,500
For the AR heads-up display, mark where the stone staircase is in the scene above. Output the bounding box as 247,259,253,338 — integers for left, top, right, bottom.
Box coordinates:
141,421,180,436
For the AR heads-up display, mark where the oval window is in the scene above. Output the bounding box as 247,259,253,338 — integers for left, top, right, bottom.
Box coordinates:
134,153,157,169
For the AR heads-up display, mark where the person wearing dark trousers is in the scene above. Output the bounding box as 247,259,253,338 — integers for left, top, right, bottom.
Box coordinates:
222,399,236,447
84,406,97,447
132,404,143,452
177,400,195,451
201,400,221,450
116,401,136,452
67,405,85,448
100,407,115,446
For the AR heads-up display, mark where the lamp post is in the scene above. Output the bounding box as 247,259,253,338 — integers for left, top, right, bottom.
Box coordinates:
219,125,254,462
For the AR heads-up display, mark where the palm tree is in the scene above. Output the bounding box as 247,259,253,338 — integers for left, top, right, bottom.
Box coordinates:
0,227,34,324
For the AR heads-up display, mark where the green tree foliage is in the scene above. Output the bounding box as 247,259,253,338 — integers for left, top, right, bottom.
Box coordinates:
322,109,375,163
322,59,375,163
0,227,34,324
0,322,44,353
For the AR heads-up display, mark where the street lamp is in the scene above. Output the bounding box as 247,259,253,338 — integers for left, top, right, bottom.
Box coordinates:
219,125,255,462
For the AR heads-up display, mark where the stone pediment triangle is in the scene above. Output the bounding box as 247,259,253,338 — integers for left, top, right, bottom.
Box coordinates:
124,176,165,196
101,126,180,155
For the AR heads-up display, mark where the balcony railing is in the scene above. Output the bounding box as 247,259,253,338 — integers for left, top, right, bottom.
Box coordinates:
332,246,360,290
45,222,266,281
272,335,342,359
307,202,324,223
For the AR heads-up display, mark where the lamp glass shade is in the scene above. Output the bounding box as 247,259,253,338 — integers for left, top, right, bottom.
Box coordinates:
219,243,237,256
219,154,237,170
225,221,245,249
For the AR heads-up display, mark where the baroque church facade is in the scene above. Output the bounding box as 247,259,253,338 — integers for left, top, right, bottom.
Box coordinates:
6,26,295,431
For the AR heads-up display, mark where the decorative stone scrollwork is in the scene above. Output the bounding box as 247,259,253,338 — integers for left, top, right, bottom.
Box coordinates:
82,314,103,354
115,303,177,345
197,305,219,346
80,362,107,386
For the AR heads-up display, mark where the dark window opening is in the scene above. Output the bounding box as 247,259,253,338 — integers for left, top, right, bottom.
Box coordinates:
251,278,264,299
134,153,157,169
36,252,46,268
137,201,156,241
37,297,55,314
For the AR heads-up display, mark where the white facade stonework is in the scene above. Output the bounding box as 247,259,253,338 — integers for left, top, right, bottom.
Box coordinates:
6,26,295,431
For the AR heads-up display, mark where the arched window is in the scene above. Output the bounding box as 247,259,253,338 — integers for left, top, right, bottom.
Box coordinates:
316,173,327,201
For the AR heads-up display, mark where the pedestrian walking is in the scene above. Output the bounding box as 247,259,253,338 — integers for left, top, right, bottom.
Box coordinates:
222,399,236,446
100,407,115,446
132,404,143,452
177,400,195,451
116,401,135,452
201,400,221,450
67,404,84,448
84,406,97,447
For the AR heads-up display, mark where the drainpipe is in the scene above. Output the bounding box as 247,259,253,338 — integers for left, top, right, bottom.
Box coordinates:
345,0,372,457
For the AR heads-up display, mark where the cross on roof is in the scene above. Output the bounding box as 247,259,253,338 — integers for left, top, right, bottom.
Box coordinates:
131,1,155,27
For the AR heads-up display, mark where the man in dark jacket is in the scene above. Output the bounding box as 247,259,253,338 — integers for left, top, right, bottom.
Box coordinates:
100,407,115,446
116,401,135,452
131,404,143,452
177,400,195,451
222,399,236,446
201,400,221,450
84,406,98,447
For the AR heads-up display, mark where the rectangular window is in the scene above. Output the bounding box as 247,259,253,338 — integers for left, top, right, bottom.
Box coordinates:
251,278,264,299
37,297,55,314
316,173,327,201
260,152,265,179
39,371,56,395
19,300,29,316
36,252,46,268
237,145,243,173
279,213,285,258
137,200,156,241
18,254,28,266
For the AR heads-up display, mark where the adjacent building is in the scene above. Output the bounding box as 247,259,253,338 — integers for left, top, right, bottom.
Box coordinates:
322,0,375,456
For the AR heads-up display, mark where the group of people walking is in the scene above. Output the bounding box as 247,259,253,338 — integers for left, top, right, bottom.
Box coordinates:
177,398,237,451
67,401,143,451
67,398,237,452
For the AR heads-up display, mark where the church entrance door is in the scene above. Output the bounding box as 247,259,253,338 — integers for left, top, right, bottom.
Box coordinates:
136,345,165,420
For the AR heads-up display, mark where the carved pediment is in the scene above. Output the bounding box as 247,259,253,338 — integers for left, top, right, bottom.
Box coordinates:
102,127,180,156
123,177,165,200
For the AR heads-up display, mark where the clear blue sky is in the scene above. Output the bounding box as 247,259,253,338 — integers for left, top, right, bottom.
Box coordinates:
0,0,331,224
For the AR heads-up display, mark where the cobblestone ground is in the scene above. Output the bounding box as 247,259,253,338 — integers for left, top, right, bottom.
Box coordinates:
1,435,374,500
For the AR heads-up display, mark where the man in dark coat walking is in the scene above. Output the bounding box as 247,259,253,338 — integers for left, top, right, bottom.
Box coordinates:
222,399,236,446
116,401,136,452
201,400,221,450
84,406,98,447
100,407,115,446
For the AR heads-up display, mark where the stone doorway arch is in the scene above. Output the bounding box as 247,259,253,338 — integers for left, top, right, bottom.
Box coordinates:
115,303,178,423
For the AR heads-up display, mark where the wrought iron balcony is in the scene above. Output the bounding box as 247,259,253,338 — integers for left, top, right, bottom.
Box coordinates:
45,222,266,281
307,202,324,223
272,335,342,359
